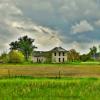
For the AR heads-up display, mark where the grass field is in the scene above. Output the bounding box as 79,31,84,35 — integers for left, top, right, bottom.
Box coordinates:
0,77,100,100
0,64,100,100
0,61,100,67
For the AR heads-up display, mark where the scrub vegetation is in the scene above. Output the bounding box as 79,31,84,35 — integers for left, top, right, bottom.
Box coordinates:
0,77,99,100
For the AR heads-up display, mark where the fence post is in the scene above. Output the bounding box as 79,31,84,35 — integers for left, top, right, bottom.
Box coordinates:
8,69,10,78
58,70,61,79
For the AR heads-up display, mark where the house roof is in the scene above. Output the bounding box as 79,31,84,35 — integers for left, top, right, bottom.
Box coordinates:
33,47,67,57
33,51,45,57
50,47,67,52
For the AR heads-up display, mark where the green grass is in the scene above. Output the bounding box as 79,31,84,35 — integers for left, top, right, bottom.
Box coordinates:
0,77,100,100
0,61,100,67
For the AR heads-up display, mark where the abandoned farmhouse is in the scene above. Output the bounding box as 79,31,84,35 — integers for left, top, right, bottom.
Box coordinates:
32,47,68,63
32,46,100,63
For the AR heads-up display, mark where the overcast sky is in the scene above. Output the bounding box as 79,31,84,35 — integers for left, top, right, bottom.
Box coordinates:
0,0,100,54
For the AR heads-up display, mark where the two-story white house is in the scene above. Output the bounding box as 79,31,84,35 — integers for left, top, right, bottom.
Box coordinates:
51,47,67,63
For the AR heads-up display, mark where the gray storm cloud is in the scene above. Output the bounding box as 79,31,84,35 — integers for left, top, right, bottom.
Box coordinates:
0,0,100,53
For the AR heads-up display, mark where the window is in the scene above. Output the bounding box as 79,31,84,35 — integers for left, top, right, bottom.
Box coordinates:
37,58,41,63
63,52,65,56
59,58,61,62
59,52,61,56
63,58,64,62
37,58,39,62
55,53,56,56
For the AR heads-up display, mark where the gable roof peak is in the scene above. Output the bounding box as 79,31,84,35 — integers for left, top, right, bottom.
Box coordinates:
51,46,67,52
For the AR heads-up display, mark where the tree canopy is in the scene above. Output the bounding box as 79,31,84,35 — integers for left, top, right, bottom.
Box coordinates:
67,49,80,62
89,46,97,59
9,35,37,61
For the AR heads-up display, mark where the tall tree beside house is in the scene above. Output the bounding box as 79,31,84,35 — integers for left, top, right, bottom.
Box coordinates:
67,49,80,62
9,35,37,61
9,41,19,50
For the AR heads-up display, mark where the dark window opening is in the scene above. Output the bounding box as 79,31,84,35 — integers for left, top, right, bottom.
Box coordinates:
59,58,61,62
63,52,65,56
63,58,64,62
55,53,56,56
59,52,61,56
39,59,41,63
37,58,41,63
37,58,38,62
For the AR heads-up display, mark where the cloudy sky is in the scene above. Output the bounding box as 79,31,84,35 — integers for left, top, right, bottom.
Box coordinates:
0,0,100,54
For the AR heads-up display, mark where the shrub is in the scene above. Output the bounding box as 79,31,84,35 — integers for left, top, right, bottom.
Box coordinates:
0,53,9,63
8,50,25,63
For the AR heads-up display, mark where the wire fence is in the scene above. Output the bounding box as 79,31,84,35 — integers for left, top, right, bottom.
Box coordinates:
0,68,100,78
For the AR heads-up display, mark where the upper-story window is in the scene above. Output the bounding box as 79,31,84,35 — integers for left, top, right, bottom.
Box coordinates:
59,52,61,56
63,52,65,56
63,58,64,62
55,53,56,56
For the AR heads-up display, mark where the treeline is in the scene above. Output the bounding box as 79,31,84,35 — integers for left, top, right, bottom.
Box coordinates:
67,46,100,62
0,35,100,63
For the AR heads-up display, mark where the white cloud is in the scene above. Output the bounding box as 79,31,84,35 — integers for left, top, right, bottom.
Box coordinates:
95,20,100,26
6,19,63,51
59,0,100,20
0,0,22,17
71,20,94,34
0,0,64,51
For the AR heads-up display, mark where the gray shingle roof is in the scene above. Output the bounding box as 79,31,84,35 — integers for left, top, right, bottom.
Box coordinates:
50,47,67,52
33,47,67,57
33,51,44,57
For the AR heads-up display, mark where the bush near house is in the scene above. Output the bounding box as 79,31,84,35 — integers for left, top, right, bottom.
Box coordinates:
8,50,25,63
43,51,52,63
0,53,9,63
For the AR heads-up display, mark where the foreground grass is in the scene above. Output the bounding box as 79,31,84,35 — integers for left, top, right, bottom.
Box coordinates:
0,77,100,100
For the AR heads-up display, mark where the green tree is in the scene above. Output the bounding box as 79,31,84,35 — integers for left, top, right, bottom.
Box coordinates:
0,52,9,63
10,35,37,61
9,41,19,50
9,50,25,63
89,46,97,59
80,54,90,62
67,49,80,62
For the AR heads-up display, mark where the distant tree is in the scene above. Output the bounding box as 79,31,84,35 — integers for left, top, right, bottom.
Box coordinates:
9,50,25,63
80,54,90,62
80,46,98,62
9,35,37,61
67,49,80,62
89,46,97,59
